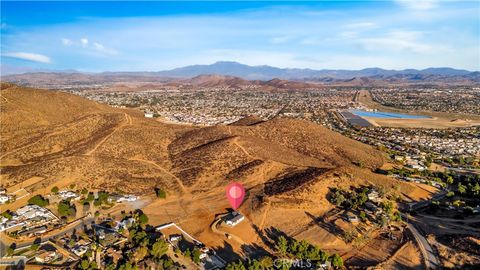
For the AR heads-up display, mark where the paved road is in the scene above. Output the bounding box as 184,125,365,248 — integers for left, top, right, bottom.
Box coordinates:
403,191,447,212
402,191,445,270
404,219,440,270
400,190,447,270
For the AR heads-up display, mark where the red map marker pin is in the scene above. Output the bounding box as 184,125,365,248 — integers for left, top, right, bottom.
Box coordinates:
226,182,245,210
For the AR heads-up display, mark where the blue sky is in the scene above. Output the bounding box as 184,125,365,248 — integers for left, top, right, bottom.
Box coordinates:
1,1,479,72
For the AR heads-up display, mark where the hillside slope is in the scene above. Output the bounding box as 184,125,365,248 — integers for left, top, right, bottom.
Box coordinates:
0,83,435,264
0,82,429,197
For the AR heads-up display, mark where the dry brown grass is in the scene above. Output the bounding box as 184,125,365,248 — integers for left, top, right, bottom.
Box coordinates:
1,83,438,264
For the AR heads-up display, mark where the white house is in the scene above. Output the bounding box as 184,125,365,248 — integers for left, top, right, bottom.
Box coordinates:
224,212,244,227
367,190,381,203
58,190,79,200
0,194,9,204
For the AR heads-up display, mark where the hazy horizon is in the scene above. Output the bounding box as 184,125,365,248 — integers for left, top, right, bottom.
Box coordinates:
1,60,479,76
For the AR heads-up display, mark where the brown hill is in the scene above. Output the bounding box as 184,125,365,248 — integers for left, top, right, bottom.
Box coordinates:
0,83,434,263
0,81,430,199
185,74,251,88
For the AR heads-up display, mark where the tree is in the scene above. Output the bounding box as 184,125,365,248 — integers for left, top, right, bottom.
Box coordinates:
28,195,49,207
184,249,192,259
85,193,95,202
30,243,40,251
359,211,366,221
118,262,139,270
131,230,147,245
105,264,116,270
155,187,167,199
81,188,88,195
1,210,13,220
226,261,247,270
288,239,299,254
446,176,454,185
275,236,288,256
331,190,346,207
151,239,169,259
320,251,330,263
296,240,310,259
305,245,322,260
138,213,149,226
192,247,202,264
51,186,59,193
458,183,467,195
331,254,344,269
247,259,262,270
392,211,402,222
58,200,76,217
382,200,394,216
93,199,102,207
258,256,274,269
6,246,14,256
97,191,109,204
472,183,480,196
133,246,148,262
79,259,90,270
163,258,174,268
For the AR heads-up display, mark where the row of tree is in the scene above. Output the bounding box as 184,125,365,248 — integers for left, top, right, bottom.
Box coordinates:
226,236,343,270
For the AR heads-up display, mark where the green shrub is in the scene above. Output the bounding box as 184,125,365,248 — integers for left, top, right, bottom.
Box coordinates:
28,195,49,207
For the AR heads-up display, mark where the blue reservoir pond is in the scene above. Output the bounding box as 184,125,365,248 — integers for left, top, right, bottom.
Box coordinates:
350,110,430,119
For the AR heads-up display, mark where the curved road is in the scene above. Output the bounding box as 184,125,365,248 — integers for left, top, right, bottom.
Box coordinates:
210,218,246,245
405,220,440,270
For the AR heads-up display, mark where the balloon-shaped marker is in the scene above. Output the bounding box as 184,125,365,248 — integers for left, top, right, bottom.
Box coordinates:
226,182,245,210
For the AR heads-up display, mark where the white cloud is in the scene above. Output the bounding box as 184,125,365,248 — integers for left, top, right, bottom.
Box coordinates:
338,31,359,39
395,0,438,10
344,22,377,29
80,38,89,47
357,31,437,53
93,42,119,55
270,36,293,44
2,52,51,63
331,29,446,55
360,37,432,53
61,38,72,46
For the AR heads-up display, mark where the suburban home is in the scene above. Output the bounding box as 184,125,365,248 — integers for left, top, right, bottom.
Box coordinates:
367,190,381,203
34,251,60,264
345,212,359,223
0,194,9,204
224,212,245,227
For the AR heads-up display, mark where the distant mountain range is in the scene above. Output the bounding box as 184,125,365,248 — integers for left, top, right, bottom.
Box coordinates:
2,61,479,86
152,61,476,80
